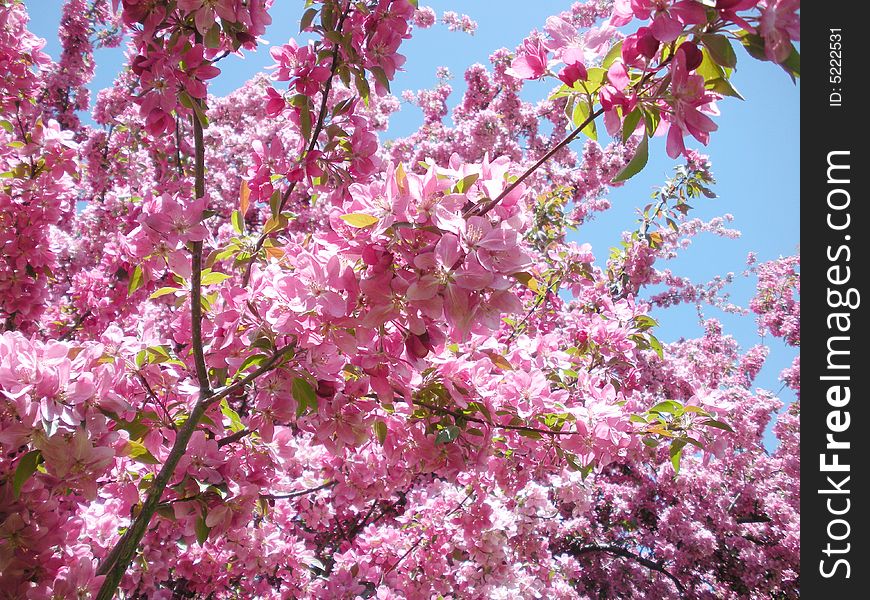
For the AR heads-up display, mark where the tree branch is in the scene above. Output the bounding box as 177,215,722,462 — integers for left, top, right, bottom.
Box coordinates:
216,427,250,448
97,35,216,598
412,398,575,437
465,107,604,219
241,2,352,287
261,480,336,500
566,543,686,597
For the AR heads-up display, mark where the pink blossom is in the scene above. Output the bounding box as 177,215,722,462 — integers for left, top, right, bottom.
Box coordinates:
506,37,549,80
758,0,800,63
665,50,719,158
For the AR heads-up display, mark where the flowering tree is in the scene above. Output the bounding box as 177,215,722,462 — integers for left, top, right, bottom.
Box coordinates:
0,0,800,598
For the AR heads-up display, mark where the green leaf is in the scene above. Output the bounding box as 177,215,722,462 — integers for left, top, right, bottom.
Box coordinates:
697,47,727,83
146,345,172,364
435,425,461,445
670,439,687,474
195,511,211,545
702,419,735,433
149,286,180,299
231,210,244,235
369,66,391,93
511,271,540,293
601,40,623,70
112,413,152,442
300,102,312,141
200,271,232,286
237,353,268,374
263,214,288,234
647,333,664,359
373,420,387,445
486,352,514,371
204,23,221,49
780,46,800,81
585,67,607,88
128,265,145,295
220,398,245,433
571,101,598,140
191,100,208,129
13,450,41,498
156,504,176,521
126,441,160,464
621,108,642,143
642,105,661,136
354,71,370,104
681,405,711,417
453,173,479,194
340,212,379,228
612,134,648,183
292,377,317,417
300,7,318,31
633,315,658,330
705,77,744,100
701,34,737,69
737,30,767,62
648,400,681,415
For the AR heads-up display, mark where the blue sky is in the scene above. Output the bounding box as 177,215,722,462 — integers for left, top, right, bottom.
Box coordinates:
25,1,799,443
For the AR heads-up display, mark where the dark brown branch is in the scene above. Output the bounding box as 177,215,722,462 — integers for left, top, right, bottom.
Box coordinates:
241,2,352,287
58,309,92,341
135,371,176,430
566,543,686,597
465,107,604,219
96,33,223,598
412,398,574,437
735,514,772,524
261,480,336,500
216,427,250,448
189,111,210,395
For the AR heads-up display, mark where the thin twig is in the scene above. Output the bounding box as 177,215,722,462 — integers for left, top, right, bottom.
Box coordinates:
135,371,176,430
566,543,687,597
58,309,92,341
241,2,352,287
261,480,336,500
465,107,604,219
216,427,250,448
412,398,575,437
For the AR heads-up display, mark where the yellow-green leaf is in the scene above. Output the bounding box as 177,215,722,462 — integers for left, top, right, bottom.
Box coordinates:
126,441,160,464
150,287,180,299
13,450,41,498
340,212,379,228
373,420,387,445
128,265,145,295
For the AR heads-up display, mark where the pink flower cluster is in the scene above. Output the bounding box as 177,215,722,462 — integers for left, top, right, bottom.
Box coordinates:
0,0,800,597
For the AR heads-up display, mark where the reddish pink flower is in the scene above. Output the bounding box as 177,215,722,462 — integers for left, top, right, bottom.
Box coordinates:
665,50,719,158
630,0,709,42
621,26,660,66
557,61,588,86
177,0,238,34
506,37,549,80
142,194,209,246
758,0,800,63
269,39,331,95
40,429,115,499
599,62,637,136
